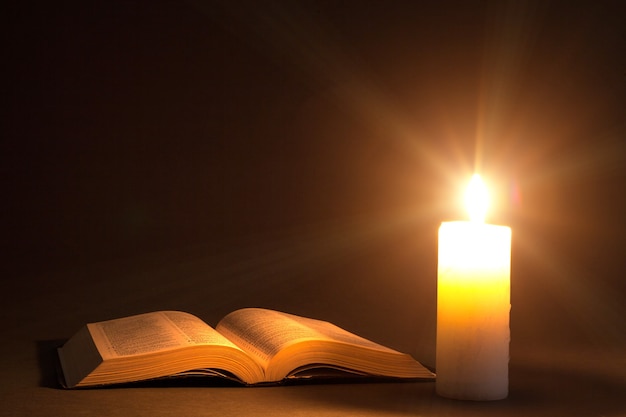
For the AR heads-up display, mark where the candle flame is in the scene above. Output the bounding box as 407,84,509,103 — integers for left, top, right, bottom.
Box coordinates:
465,174,489,223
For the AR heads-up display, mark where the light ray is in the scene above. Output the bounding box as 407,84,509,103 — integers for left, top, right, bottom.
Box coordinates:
182,2,626,347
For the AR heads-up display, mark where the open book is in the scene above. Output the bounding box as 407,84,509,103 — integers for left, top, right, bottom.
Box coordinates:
57,308,434,388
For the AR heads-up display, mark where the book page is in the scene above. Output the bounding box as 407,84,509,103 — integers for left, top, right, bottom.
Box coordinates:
288,314,401,354
89,311,241,360
216,309,315,365
215,308,398,366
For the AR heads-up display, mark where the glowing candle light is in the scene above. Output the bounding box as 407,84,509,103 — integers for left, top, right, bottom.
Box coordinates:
436,174,511,400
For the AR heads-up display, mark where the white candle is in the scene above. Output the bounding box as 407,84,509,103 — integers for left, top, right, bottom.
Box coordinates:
436,174,511,401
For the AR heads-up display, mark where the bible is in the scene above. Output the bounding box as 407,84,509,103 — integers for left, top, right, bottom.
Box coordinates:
57,308,434,388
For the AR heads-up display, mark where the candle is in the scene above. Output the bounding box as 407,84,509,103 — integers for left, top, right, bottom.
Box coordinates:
436,174,511,401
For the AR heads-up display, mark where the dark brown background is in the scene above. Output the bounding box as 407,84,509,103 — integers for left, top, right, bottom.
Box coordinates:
2,1,625,416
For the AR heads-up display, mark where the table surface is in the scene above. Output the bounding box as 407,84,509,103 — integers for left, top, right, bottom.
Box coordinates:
1,252,624,417
2,342,625,417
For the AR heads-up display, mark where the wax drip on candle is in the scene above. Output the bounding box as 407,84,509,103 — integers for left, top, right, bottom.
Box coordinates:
465,174,489,223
